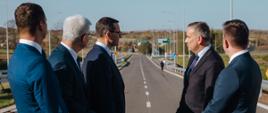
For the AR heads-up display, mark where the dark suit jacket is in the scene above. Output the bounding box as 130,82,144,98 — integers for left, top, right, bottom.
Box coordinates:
177,47,224,113
8,43,68,113
202,52,262,113
49,44,91,113
82,44,125,113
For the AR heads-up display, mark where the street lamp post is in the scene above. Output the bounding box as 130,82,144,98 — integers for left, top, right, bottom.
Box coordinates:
230,0,233,20
48,31,51,55
6,0,9,66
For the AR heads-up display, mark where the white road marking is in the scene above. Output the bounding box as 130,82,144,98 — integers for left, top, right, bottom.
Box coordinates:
146,55,268,111
144,85,148,89
145,91,149,96
258,103,268,110
140,56,152,111
146,56,183,79
146,101,151,108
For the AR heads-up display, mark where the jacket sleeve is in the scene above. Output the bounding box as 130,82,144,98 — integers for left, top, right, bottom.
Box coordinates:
87,56,117,113
202,68,239,113
204,62,224,106
31,59,54,113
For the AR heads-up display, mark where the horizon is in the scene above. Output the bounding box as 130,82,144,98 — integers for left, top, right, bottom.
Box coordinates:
1,0,268,31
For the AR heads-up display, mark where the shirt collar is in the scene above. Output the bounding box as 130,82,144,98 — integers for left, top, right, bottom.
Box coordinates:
196,44,211,63
229,49,248,64
19,39,42,54
96,41,112,56
60,42,78,61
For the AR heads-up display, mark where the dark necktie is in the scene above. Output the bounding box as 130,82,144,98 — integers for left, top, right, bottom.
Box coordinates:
41,50,46,58
76,58,81,70
186,56,199,76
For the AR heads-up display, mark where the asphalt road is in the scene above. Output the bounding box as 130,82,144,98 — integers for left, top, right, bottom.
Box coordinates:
121,54,268,113
121,54,182,113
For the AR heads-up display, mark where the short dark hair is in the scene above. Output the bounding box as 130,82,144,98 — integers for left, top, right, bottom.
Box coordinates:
15,3,46,35
223,19,249,49
188,21,211,43
95,17,119,37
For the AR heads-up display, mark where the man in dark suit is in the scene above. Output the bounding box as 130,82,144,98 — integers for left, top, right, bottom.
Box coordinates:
49,15,93,113
82,17,125,113
8,3,67,113
202,19,262,113
176,22,224,113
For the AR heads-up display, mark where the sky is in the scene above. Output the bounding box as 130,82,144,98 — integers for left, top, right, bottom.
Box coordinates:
0,0,267,31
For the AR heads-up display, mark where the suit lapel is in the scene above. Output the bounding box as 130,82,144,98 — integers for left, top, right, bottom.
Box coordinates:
95,45,124,84
190,48,213,75
59,45,84,82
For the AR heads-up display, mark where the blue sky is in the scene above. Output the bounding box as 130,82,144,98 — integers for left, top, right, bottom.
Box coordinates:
0,0,267,31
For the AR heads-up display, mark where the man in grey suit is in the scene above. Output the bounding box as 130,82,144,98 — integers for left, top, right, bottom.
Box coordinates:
176,22,224,113
49,15,93,113
202,19,262,113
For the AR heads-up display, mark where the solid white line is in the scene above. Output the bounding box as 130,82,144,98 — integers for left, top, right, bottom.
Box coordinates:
140,61,146,81
146,56,183,79
146,56,268,111
258,103,268,110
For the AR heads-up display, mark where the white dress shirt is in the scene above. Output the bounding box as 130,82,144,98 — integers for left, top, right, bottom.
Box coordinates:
60,42,80,67
229,50,248,64
19,39,42,54
96,41,112,57
196,44,211,64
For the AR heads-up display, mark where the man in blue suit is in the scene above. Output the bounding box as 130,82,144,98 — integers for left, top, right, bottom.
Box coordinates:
49,15,93,113
8,3,67,113
202,19,262,113
82,17,125,113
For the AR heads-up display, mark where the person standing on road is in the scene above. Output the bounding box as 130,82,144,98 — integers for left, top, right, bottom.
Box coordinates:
82,17,125,113
48,15,93,113
176,22,224,113
160,60,165,71
8,3,67,113
202,19,262,113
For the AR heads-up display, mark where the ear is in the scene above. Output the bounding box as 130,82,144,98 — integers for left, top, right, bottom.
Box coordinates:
197,36,204,45
39,21,46,31
224,39,229,49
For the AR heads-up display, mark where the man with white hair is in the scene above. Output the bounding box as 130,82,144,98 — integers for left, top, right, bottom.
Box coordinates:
49,15,92,113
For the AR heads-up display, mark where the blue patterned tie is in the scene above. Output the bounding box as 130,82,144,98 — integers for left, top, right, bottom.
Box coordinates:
186,56,199,76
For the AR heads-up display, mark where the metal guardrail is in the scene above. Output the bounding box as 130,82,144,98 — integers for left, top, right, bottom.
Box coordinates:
262,80,268,92
0,70,7,79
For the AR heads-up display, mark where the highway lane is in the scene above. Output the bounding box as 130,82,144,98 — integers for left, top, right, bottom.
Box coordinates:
121,54,182,113
121,54,268,113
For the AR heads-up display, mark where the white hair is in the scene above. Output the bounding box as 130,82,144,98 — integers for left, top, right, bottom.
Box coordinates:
62,15,91,40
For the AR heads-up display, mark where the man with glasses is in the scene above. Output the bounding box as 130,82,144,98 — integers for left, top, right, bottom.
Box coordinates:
82,17,125,113
49,15,93,113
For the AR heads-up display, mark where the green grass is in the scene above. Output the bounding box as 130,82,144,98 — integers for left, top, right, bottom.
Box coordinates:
176,53,268,80
0,82,14,108
0,93,14,108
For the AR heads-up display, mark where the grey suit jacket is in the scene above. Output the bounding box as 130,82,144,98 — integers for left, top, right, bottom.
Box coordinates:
177,47,224,113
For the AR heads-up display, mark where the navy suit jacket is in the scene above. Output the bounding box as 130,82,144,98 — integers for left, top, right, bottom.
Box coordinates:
82,44,125,113
49,44,91,113
8,43,68,113
177,47,224,113
203,52,262,113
